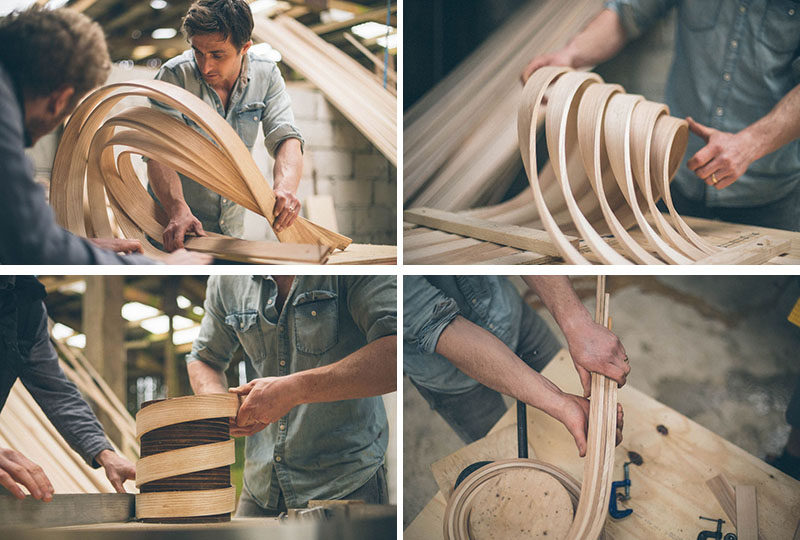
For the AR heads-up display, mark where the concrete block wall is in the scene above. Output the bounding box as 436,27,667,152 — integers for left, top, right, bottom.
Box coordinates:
288,82,397,245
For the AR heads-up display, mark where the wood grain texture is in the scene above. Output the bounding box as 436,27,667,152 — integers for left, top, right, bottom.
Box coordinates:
134,487,236,520
135,394,239,439
135,439,234,487
0,493,134,528
49,80,355,264
735,485,758,540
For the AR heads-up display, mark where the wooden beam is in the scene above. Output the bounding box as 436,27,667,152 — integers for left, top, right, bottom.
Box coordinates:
691,237,790,265
735,485,758,540
0,493,134,528
404,207,576,257
310,5,397,35
83,276,125,401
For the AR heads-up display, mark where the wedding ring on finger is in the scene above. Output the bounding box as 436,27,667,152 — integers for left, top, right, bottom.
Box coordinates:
711,173,718,185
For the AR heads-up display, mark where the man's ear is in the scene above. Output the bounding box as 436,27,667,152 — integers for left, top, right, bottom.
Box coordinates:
240,40,253,55
48,86,75,117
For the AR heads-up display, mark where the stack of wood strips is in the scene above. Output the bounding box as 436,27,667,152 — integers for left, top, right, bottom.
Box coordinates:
254,15,397,166
0,381,129,494
51,337,138,461
404,0,603,210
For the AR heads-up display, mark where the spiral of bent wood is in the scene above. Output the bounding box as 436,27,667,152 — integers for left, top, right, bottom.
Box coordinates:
135,394,239,522
49,80,351,261
518,67,719,264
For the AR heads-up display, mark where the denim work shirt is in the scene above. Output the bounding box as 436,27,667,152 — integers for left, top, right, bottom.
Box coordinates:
149,50,305,237
403,276,559,394
186,275,396,509
606,0,800,207
0,277,113,467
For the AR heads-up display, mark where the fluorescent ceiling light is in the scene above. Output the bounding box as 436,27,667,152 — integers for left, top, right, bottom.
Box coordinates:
59,280,86,294
172,315,195,330
177,295,191,309
249,0,278,15
152,28,178,40
250,42,281,63
51,323,74,340
122,302,160,322
139,314,170,335
351,21,389,40
320,8,354,23
192,306,205,316
173,326,201,345
377,33,397,50
66,334,86,349
150,0,168,9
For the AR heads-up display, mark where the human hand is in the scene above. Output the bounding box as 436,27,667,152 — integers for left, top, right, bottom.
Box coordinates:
163,248,212,265
228,376,302,431
564,315,629,397
272,189,301,233
0,447,54,501
90,237,144,254
520,48,574,84
686,117,759,190
556,394,624,457
95,449,135,493
162,206,206,252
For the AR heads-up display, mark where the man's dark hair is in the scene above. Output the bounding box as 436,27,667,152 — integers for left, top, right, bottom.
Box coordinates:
182,0,254,50
0,6,110,105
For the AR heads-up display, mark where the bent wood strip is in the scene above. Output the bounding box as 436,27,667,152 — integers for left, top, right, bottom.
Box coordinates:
135,394,239,440
135,487,236,519
403,207,577,256
136,440,235,487
50,80,351,262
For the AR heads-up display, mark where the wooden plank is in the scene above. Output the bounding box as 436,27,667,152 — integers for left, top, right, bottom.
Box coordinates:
707,473,737,526
0,493,133,528
403,207,576,257
184,236,332,264
325,243,396,264
691,236,790,265
735,485,758,540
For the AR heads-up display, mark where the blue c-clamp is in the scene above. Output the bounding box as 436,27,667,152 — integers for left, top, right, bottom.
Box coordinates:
609,461,633,519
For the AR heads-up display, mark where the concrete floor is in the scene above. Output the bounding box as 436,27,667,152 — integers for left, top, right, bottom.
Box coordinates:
403,275,800,528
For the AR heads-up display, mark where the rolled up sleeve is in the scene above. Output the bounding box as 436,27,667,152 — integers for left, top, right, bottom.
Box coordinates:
605,0,676,40
186,277,239,372
344,276,397,342
403,276,460,355
262,63,304,157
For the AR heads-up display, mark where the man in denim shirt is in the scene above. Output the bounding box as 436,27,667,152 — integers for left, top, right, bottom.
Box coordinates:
405,276,628,456
522,0,800,231
186,276,396,515
147,0,305,251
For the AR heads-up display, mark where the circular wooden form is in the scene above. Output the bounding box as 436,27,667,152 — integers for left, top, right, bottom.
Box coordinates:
135,395,239,523
518,67,719,264
443,459,607,540
49,79,351,261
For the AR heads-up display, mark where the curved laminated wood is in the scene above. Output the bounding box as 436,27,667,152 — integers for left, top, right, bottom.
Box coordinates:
135,395,240,523
516,67,720,264
135,439,235,487
50,80,352,262
135,486,236,519
135,393,239,440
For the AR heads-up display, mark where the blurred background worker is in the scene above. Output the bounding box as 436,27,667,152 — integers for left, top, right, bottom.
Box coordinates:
522,1,800,231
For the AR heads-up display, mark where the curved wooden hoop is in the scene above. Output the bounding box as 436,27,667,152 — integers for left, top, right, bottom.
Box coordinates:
519,67,718,263
136,439,235,487
135,486,236,519
443,459,598,540
50,80,352,258
135,394,239,440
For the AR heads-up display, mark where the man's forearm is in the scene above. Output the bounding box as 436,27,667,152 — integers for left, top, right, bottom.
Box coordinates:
272,138,303,193
565,8,628,68
521,276,593,337
147,159,190,217
187,360,228,394
434,316,568,419
740,83,800,162
290,335,396,404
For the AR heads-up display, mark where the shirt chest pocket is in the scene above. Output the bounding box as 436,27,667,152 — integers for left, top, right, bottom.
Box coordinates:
236,102,266,149
224,311,267,361
758,1,800,53
680,0,722,31
293,291,339,355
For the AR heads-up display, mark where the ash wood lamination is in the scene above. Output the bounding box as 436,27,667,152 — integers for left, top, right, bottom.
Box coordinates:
135,395,239,523
49,80,354,264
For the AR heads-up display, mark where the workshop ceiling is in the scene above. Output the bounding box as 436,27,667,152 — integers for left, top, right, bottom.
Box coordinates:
54,0,396,69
